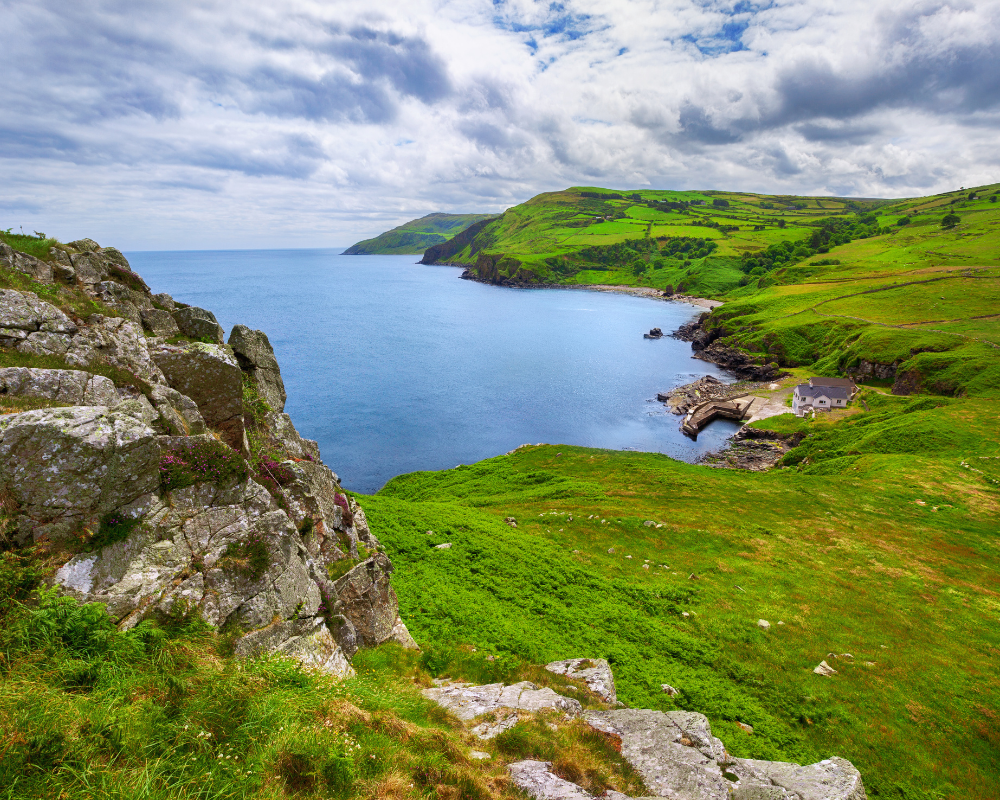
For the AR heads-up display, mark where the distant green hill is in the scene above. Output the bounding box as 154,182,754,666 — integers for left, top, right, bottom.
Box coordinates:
343,212,495,255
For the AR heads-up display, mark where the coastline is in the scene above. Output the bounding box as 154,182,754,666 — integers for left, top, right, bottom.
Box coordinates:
563,283,724,309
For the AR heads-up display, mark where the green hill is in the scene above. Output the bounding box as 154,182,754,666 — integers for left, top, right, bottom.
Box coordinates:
343,212,495,255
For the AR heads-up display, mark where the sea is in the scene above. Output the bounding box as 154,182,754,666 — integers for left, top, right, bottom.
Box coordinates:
125,250,738,494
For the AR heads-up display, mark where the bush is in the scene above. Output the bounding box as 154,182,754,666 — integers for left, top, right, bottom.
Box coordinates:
221,532,270,581
897,216,910,226
85,512,141,551
159,438,249,492
942,213,960,228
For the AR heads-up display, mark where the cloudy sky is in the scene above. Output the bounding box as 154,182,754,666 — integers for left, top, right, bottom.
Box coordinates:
2,0,999,249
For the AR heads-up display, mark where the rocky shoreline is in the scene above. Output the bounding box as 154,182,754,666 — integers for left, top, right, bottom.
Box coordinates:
674,312,788,382
699,424,805,471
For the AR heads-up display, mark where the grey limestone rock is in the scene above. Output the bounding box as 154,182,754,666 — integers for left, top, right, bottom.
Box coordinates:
68,238,101,253
173,306,225,344
64,316,166,386
390,616,419,649
141,308,180,337
264,410,320,460
229,324,286,412
95,281,153,326
0,406,160,542
508,760,596,800
152,292,176,311
0,243,54,284
422,680,583,734
151,343,245,453
70,251,111,287
0,289,77,336
545,657,617,703
332,553,400,649
99,247,131,269
584,708,866,800
0,367,118,406
147,384,206,435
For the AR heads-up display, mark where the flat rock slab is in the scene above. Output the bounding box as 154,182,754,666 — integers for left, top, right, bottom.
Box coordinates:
422,680,583,739
508,760,596,800
546,657,617,703
584,709,866,800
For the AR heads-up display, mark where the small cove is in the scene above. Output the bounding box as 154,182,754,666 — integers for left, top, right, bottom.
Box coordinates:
126,250,738,493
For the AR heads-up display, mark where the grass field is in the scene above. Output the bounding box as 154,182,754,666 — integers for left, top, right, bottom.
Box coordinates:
360,392,1000,799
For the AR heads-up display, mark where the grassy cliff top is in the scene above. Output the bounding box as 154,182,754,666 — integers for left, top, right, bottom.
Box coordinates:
343,212,495,255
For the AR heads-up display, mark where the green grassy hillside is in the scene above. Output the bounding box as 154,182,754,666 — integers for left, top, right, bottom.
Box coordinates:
360,390,1000,799
343,213,495,255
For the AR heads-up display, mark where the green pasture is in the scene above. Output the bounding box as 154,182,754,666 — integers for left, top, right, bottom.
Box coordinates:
362,393,1000,799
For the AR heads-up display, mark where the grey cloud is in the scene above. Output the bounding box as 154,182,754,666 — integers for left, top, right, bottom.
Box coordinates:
677,103,742,145
796,122,883,144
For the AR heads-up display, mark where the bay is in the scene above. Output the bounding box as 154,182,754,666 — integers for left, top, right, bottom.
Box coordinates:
125,250,738,494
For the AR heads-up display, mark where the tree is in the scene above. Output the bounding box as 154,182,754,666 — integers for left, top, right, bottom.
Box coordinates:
990,195,997,203
897,216,911,226
942,213,960,229
712,198,730,208
777,219,786,229
631,259,647,276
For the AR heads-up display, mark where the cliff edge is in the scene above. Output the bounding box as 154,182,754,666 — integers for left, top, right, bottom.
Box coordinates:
0,237,416,676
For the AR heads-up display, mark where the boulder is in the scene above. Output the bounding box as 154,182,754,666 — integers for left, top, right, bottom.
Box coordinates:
423,680,583,723
95,281,153,326
264,410,321,460
148,384,206,435
0,367,118,406
508,761,596,800
0,406,160,542
0,243,54,284
68,238,101,253
99,247,131,270
584,709,866,800
390,616,419,649
69,252,111,287
151,343,245,453
228,325,286,412
0,289,77,337
545,658,617,703
814,660,838,676
65,316,166,386
173,306,225,344
152,292,176,311
141,308,181,338
331,553,400,649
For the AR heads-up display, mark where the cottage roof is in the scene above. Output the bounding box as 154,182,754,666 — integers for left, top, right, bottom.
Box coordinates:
795,383,850,400
809,376,856,390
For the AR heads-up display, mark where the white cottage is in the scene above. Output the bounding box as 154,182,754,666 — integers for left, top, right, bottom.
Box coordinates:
792,377,857,416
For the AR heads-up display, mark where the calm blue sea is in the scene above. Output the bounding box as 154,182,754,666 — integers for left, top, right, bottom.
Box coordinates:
125,250,737,494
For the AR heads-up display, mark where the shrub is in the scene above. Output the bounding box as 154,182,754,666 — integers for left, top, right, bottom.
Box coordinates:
942,213,960,228
85,512,141,551
897,216,910,226
221,532,270,581
159,438,249,492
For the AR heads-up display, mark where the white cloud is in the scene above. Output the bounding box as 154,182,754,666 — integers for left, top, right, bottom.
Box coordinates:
0,0,998,248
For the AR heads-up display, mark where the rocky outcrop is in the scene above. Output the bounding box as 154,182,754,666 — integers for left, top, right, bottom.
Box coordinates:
229,324,286,412
0,367,118,406
694,342,785,381
847,359,896,382
423,680,583,739
152,343,246,453
507,761,596,800
700,425,806,471
0,406,161,544
0,237,410,676
585,708,866,800
173,306,225,344
427,665,867,800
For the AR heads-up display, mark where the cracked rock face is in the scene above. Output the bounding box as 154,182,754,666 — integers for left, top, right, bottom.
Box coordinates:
152,343,245,453
173,306,225,344
546,658,617,703
0,367,118,407
508,761,597,800
422,680,584,739
0,406,161,543
229,325,286,412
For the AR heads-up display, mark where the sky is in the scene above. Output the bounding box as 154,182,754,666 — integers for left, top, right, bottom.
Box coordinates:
2,0,999,249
